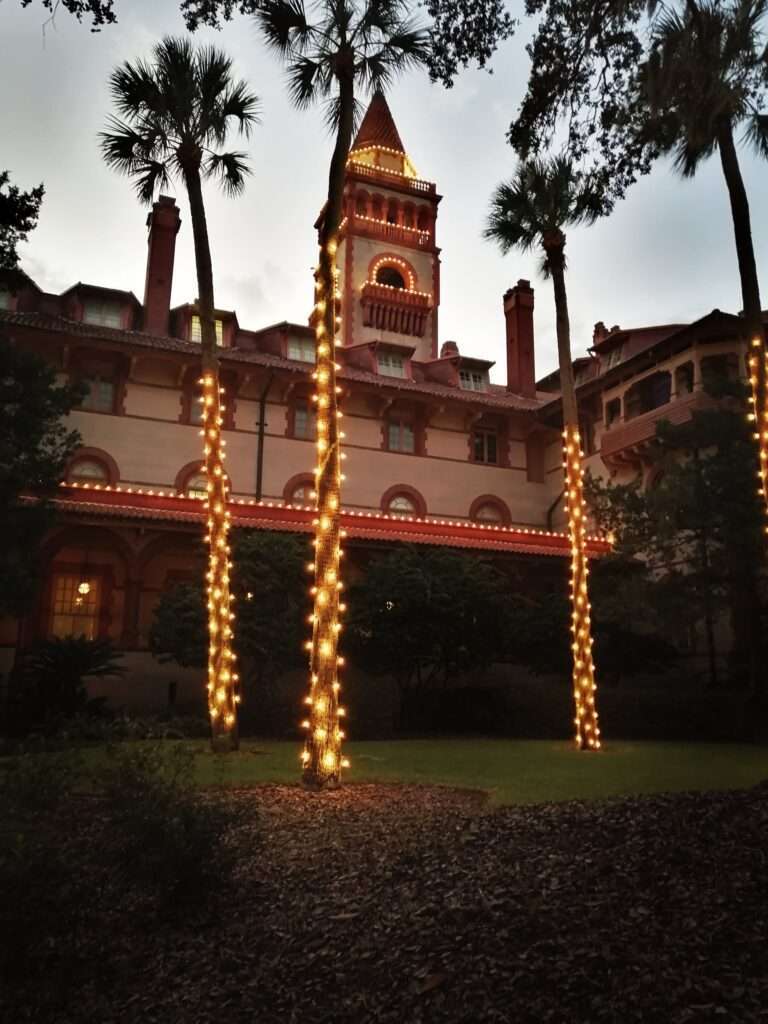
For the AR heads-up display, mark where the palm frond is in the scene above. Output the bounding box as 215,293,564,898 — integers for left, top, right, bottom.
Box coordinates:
99,117,157,176
108,59,163,120
286,54,327,109
203,151,252,196
258,0,311,56
745,111,768,158
219,80,262,139
133,160,174,204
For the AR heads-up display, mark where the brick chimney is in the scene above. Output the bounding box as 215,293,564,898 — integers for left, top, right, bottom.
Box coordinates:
143,195,181,335
504,279,536,397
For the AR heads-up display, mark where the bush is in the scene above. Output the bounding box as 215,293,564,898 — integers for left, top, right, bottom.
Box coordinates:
101,743,246,911
0,752,88,983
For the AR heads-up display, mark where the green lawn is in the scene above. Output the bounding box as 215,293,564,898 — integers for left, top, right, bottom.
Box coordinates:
79,738,768,806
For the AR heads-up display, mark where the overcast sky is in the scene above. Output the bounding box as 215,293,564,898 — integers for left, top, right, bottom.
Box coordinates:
2,0,767,380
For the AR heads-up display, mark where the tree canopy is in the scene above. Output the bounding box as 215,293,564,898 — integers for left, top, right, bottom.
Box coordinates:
0,172,44,272
0,336,84,617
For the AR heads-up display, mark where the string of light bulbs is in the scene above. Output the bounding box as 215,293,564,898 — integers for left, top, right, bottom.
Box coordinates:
563,425,601,751
748,336,768,528
199,374,240,750
301,239,350,786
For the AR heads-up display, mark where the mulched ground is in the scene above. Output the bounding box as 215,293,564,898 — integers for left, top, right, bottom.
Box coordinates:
7,782,768,1023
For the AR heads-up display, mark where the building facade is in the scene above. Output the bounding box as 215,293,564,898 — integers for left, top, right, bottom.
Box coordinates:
0,93,754,704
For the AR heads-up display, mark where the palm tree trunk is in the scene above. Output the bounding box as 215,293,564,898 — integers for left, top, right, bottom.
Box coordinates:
717,121,768,524
547,238,601,751
185,164,239,754
302,72,355,788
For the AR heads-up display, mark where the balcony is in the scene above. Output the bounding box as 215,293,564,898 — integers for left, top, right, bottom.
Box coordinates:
601,390,716,461
360,282,433,338
347,160,436,195
348,214,432,249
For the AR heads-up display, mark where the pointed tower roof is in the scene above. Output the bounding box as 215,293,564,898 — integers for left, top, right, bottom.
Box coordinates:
351,91,405,154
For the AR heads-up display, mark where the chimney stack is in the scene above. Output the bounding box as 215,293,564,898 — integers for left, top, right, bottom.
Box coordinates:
504,279,536,397
592,321,608,346
143,195,181,335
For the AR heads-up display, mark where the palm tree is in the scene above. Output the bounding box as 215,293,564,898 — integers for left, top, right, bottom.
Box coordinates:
641,0,768,512
485,155,605,750
258,0,428,787
100,37,260,753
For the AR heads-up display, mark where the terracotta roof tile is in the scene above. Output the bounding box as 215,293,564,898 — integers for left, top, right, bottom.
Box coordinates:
0,310,543,412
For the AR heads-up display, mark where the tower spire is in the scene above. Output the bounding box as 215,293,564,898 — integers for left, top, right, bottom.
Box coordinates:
351,90,406,155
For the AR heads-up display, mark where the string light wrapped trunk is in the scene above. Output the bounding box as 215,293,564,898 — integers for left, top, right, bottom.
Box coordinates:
200,362,240,753
301,240,349,788
748,336,768,527
563,425,601,750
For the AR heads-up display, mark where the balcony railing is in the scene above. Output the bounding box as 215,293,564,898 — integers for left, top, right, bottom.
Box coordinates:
360,282,433,338
347,161,436,195
349,215,432,249
601,390,716,459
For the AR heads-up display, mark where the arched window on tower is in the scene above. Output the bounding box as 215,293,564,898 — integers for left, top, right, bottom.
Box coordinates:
386,200,399,225
376,265,406,290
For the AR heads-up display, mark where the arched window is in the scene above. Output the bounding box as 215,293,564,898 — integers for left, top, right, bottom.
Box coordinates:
388,493,416,514
474,503,503,523
185,473,208,500
283,474,315,505
386,199,399,225
290,482,314,504
381,485,426,517
469,495,511,526
376,265,406,289
355,193,368,217
416,206,430,231
68,458,109,485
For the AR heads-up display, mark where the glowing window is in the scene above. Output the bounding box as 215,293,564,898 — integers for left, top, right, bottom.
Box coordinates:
474,503,503,523
460,369,487,392
190,316,224,346
473,430,498,464
376,266,405,289
186,473,208,499
387,494,416,514
50,573,101,640
83,299,122,329
287,337,316,363
80,375,116,413
387,420,415,453
68,459,109,485
378,351,406,378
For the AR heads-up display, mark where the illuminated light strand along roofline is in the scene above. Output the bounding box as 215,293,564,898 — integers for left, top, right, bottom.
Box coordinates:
56,479,611,545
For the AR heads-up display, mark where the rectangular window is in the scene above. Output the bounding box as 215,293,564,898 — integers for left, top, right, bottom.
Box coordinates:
387,420,415,453
0,289,11,310
83,299,123,329
190,316,224,346
294,404,317,440
50,573,101,640
287,337,316,363
460,369,487,391
605,397,621,427
378,351,406,378
473,429,498,464
80,375,116,413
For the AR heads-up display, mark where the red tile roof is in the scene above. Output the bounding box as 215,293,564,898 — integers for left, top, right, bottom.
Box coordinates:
0,310,543,412
351,91,405,154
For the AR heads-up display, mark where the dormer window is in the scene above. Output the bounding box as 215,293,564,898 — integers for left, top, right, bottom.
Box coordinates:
287,337,315,363
605,344,624,369
190,315,223,346
377,351,406,378
460,369,487,392
83,298,122,329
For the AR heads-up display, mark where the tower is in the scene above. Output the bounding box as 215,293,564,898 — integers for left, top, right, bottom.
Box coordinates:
331,92,442,361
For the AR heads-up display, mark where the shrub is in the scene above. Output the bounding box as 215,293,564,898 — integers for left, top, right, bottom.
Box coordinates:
101,743,246,911
0,752,87,983
13,635,124,732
